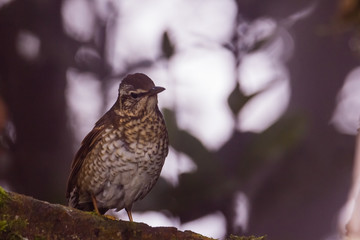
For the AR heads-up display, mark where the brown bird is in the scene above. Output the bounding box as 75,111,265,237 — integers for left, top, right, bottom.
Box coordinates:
66,73,169,222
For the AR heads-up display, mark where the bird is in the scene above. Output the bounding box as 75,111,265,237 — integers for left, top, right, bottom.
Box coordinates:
66,73,169,222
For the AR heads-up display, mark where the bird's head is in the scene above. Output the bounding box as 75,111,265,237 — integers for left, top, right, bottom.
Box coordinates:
116,73,165,117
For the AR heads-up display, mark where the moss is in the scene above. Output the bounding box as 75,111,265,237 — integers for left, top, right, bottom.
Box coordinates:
0,186,9,209
87,210,98,216
0,220,8,232
0,186,6,195
0,215,29,240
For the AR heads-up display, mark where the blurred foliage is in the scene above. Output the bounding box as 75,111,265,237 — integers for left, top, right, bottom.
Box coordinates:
162,31,175,59
227,82,255,116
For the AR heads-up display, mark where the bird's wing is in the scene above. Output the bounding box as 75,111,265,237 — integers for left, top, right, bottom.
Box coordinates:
66,123,107,198
66,106,119,199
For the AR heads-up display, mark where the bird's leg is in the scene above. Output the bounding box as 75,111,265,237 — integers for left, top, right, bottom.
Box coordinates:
91,194,101,215
125,207,133,222
91,194,117,220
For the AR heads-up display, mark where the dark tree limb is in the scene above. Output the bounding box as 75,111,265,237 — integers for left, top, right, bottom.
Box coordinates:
0,187,265,240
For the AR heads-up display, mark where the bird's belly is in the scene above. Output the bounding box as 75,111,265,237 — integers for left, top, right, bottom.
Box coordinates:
95,164,160,210
90,140,165,210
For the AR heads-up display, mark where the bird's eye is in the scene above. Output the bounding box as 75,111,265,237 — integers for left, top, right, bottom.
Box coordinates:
130,92,139,99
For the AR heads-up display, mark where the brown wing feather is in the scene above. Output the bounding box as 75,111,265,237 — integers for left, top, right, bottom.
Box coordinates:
66,105,119,198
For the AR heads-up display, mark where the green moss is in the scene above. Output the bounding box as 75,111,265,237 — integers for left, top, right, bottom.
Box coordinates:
0,220,8,232
0,215,29,240
0,186,9,209
0,186,6,196
88,210,98,216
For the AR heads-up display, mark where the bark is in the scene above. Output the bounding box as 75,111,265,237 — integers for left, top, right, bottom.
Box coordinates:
0,187,264,240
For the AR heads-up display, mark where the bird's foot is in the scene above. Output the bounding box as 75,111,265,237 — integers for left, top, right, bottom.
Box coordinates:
103,214,117,221
91,194,117,220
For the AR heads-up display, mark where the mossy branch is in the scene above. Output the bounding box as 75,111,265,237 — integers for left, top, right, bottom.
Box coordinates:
0,186,265,240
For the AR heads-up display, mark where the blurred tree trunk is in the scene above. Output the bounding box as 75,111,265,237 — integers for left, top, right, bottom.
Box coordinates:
0,1,78,203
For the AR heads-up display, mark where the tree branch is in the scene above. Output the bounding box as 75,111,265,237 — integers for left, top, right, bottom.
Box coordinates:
0,187,265,240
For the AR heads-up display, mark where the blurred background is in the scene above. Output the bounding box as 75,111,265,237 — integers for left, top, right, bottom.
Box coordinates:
0,0,359,239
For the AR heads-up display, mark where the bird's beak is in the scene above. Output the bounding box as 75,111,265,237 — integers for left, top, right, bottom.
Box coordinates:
148,86,165,96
